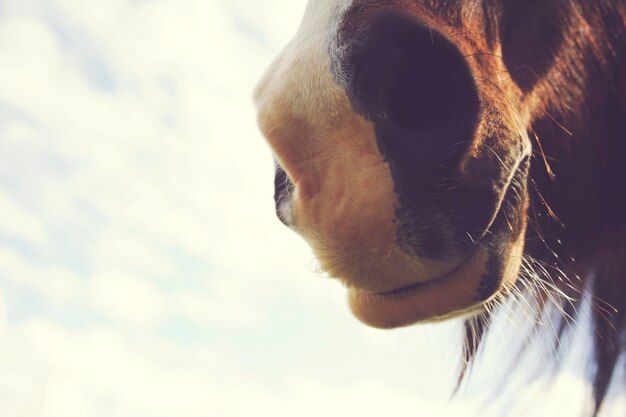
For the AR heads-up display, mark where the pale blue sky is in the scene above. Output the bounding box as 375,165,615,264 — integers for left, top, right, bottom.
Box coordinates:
0,0,620,416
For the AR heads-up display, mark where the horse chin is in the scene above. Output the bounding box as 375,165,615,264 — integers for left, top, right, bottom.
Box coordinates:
347,233,525,328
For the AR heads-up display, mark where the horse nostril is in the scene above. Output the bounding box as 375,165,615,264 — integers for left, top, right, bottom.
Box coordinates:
274,164,295,226
337,13,479,135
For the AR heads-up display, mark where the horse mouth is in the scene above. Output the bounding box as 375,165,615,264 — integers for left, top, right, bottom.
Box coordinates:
347,244,491,328
272,139,530,328
347,158,530,328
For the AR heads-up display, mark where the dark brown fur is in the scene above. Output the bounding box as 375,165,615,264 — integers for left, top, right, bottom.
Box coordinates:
450,2,626,415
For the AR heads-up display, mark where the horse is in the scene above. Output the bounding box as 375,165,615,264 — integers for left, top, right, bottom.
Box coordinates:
254,1,626,415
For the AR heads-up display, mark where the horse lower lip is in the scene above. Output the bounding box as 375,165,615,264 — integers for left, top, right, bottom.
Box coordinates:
347,245,491,328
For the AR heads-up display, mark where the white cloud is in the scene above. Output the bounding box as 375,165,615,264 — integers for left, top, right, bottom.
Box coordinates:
88,228,176,280
88,269,165,327
0,246,82,308
0,296,467,417
0,187,49,245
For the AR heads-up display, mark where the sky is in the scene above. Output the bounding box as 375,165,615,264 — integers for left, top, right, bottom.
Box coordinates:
0,0,623,416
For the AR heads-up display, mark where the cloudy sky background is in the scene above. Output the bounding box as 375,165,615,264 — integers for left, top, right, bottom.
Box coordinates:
0,0,623,415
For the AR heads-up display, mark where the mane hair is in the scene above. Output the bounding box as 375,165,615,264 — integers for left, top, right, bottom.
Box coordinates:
460,2,626,415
